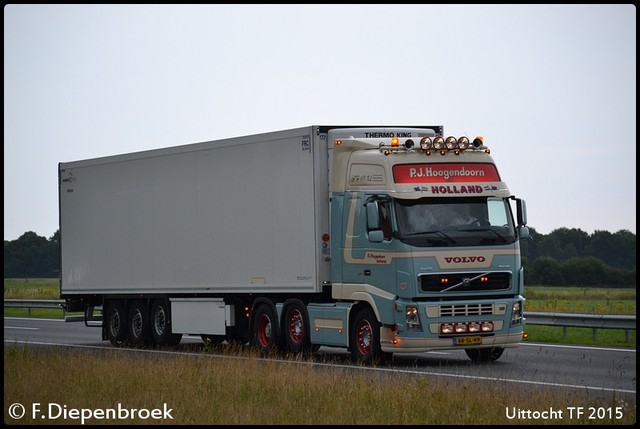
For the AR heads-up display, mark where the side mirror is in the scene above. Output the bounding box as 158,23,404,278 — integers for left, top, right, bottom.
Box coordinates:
515,198,528,226
366,201,380,230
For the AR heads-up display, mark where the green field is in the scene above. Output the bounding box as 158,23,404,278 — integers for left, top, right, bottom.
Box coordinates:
524,286,636,314
3,279,637,348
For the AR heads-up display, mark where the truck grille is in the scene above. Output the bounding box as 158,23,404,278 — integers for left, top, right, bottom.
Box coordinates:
438,303,496,317
419,272,511,293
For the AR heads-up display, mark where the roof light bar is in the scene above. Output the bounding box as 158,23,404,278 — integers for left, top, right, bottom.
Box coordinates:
375,135,489,155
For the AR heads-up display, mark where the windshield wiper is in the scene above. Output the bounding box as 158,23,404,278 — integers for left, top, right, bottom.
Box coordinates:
457,227,509,243
478,228,508,242
404,230,457,244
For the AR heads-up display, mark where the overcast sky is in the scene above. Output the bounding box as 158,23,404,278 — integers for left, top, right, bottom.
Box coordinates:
4,4,636,241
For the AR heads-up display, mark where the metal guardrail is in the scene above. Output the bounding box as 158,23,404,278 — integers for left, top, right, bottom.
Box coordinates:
3,298,95,322
3,300,637,341
525,311,636,342
4,298,65,309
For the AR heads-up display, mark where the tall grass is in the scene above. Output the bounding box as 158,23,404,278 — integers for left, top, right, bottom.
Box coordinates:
4,346,635,425
4,278,59,299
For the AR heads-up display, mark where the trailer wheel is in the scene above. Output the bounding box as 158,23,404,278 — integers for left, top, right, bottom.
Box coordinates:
127,300,152,346
251,304,279,355
282,299,311,355
350,308,391,365
106,300,128,346
465,347,504,362
150,299,182,347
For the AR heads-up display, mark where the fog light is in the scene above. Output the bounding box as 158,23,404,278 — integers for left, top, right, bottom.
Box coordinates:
440,323,454,334
454,323,467,333
481,321,494,332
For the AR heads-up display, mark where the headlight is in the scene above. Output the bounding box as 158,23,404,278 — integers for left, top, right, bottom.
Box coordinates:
406,306,422,331
511,301,523,325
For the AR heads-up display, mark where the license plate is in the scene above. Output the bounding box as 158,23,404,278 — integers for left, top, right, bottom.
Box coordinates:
453,336,482,345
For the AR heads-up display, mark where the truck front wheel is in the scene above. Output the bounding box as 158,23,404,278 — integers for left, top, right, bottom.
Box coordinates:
106,300,128,346
251,304,279,356
465,347,504,362
350,308,391,365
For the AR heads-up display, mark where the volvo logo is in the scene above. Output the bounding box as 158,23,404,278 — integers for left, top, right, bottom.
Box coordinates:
444,256,486,263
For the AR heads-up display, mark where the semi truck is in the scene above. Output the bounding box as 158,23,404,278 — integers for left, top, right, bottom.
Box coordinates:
59,125,529,364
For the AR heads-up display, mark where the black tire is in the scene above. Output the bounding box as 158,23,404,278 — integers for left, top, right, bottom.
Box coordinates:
128,300,152,346
465,347,504,362
150,299,182,347
350,308,391,365
251,303,280,356
282,299,311,355
106,300,128,346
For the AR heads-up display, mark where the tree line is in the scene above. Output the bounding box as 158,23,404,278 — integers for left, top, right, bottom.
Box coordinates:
4,227,637,287
520,227,635,287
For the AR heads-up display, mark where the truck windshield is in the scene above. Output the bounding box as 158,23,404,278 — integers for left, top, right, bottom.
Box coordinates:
393,196,517,247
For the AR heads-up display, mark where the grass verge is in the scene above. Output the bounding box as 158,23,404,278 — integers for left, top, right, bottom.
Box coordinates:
4,345,635,425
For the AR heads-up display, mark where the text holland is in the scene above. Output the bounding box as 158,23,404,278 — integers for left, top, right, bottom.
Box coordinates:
431,185,483,194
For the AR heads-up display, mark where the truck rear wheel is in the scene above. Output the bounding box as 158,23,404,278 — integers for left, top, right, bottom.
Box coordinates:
350,308,391,365
128,300,151,346
106,300,128,346
150,299,182,347
282,299,311,355
465,347,504,362
251,303,279,355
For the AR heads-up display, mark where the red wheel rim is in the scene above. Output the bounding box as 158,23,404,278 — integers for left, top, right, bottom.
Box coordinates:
356,319,372,355
287,309,303,343
257,314,272,347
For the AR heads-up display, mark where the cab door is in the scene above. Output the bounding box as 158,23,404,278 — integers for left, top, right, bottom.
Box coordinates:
361,196,397,297
340,193,366,285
